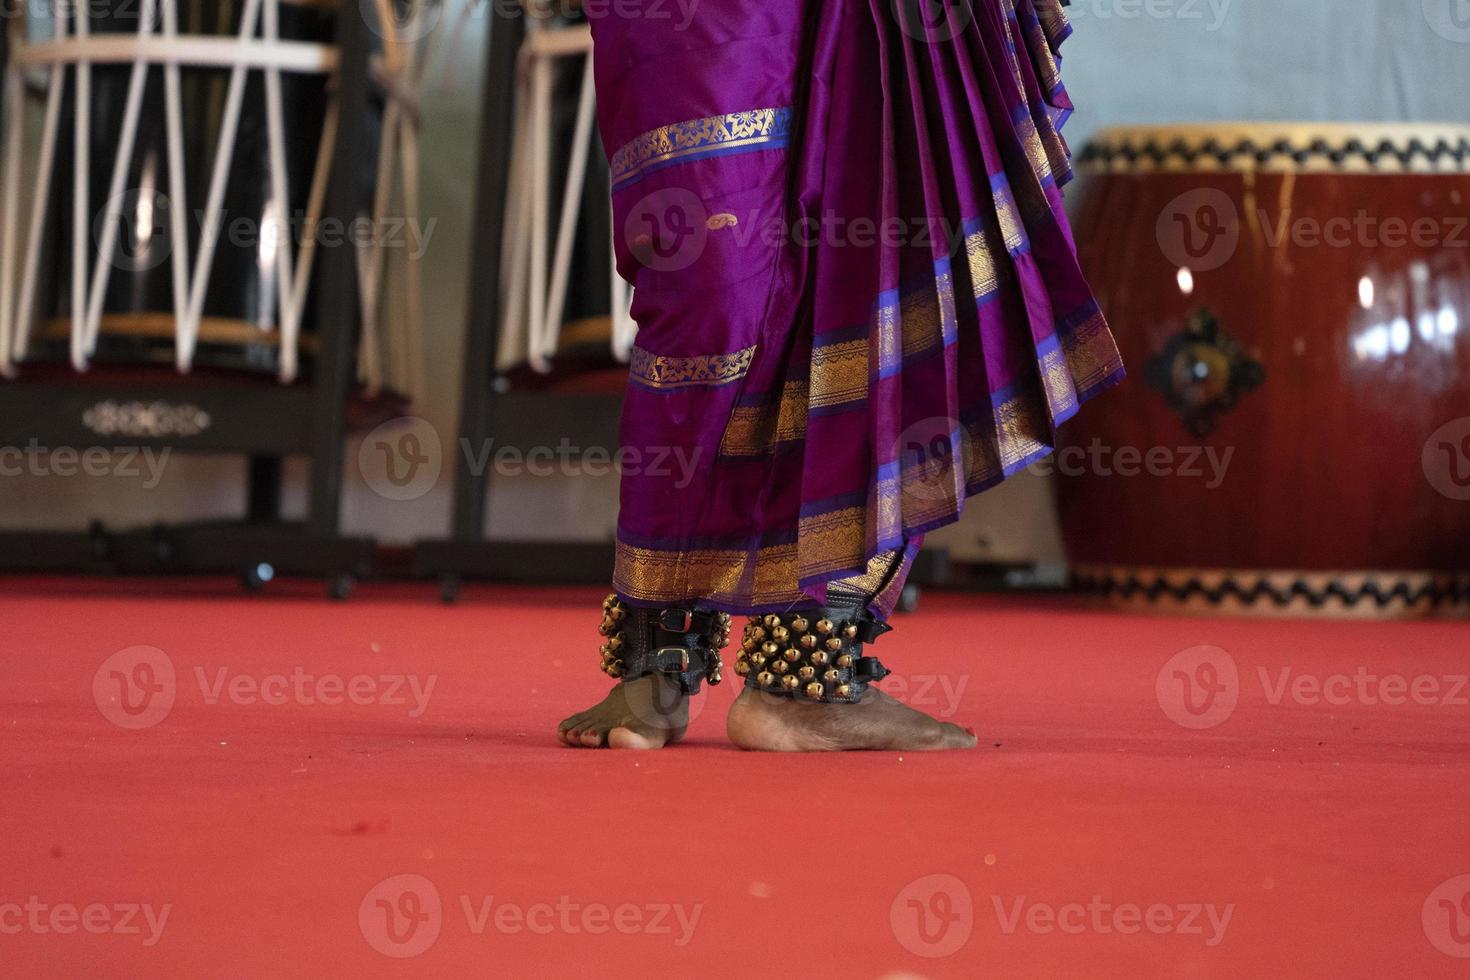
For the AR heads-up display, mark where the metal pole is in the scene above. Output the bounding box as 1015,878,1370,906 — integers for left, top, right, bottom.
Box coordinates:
450,0,525,541
306,0,372,534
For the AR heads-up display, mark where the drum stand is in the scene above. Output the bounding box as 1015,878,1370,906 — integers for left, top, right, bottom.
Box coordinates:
0,2,8,92
0,0,380,598
414,7,626,601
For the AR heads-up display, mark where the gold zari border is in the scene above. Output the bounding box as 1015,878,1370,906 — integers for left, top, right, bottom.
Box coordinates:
614,540,807,608
809,340,869,409
1060,311,1123,396
718,380,809,457
628,344,757,390
610,108,792,186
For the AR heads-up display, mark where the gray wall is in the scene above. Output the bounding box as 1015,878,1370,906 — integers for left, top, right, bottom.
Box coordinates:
5,0,1467,559
1062,0,1470,147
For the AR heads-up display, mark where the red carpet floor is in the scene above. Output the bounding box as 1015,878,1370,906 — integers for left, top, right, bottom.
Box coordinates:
3,578,1470,978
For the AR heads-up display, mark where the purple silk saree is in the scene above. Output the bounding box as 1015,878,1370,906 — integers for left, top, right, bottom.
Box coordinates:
592,0,1123,617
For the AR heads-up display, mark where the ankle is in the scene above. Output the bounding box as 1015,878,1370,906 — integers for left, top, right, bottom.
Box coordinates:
733,601,892,704
597,595,733,695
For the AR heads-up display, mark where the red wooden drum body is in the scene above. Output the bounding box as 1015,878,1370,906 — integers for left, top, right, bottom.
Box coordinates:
1057,125,1470,616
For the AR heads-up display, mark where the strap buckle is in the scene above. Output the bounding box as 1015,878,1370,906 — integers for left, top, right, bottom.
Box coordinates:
654,646,691,672
658,608,694,633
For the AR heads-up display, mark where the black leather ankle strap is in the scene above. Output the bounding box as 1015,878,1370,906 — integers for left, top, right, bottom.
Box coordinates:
598,595,730,695
735,597,891,704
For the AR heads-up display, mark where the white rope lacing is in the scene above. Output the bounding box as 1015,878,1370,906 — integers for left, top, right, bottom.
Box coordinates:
0,0,438,399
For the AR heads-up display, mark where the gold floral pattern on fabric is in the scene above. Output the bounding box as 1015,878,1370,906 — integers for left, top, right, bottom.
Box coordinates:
610,107,793,187
907,449,967,523
1015,113,1055,182
1061,310,1124,396
611,531,905,608
816,270,968,410
1002,0,1067,106
874,437,977,546
1040,344,1079,420
1027,25,1062,97
614,540,807,608
993,387,1055,471
617,366,1091,607
1014,169,1060,231
1000,6,1030,97
1027,0,1069,95
809,339,869,409
1036,0,1071,45
993,181,1027,253
827,550,901,600
872,549,916,612
966,227,1004,299
797,506,870,581
875,273,957,375
718,380,809,457
628,344,757,390
963,421,1006,486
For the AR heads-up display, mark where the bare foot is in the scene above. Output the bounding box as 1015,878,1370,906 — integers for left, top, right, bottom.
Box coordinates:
557,675,690,749
726,686,977,752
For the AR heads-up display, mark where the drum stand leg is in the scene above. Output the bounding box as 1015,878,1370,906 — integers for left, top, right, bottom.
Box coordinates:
0,0,387,600
299,0,374,600
248,456,284,524
446,4,522,549
414,4,609,595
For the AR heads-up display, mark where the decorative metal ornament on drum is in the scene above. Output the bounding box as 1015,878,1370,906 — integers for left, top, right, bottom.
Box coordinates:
0,0,435,397
1059,124,1470,617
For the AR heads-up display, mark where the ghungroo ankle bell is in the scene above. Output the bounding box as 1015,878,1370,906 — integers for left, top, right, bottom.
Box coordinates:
735,597,891,704
598,594,730,695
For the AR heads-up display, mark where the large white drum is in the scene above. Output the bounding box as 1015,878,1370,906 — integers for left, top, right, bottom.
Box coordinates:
0,0,434,395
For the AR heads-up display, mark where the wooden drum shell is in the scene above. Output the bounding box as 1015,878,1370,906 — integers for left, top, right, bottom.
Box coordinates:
1057,124,1470,615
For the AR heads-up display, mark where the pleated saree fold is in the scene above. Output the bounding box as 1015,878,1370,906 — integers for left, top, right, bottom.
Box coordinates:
594,0,1122,616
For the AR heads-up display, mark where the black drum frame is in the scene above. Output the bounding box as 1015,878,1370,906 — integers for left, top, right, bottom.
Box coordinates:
0,0,376,598
411,2,621,601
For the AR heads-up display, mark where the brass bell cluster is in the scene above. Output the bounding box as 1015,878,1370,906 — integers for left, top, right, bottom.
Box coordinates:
598,594,732,684
598,593,628,679
734,612,862,700
704,611,732,685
